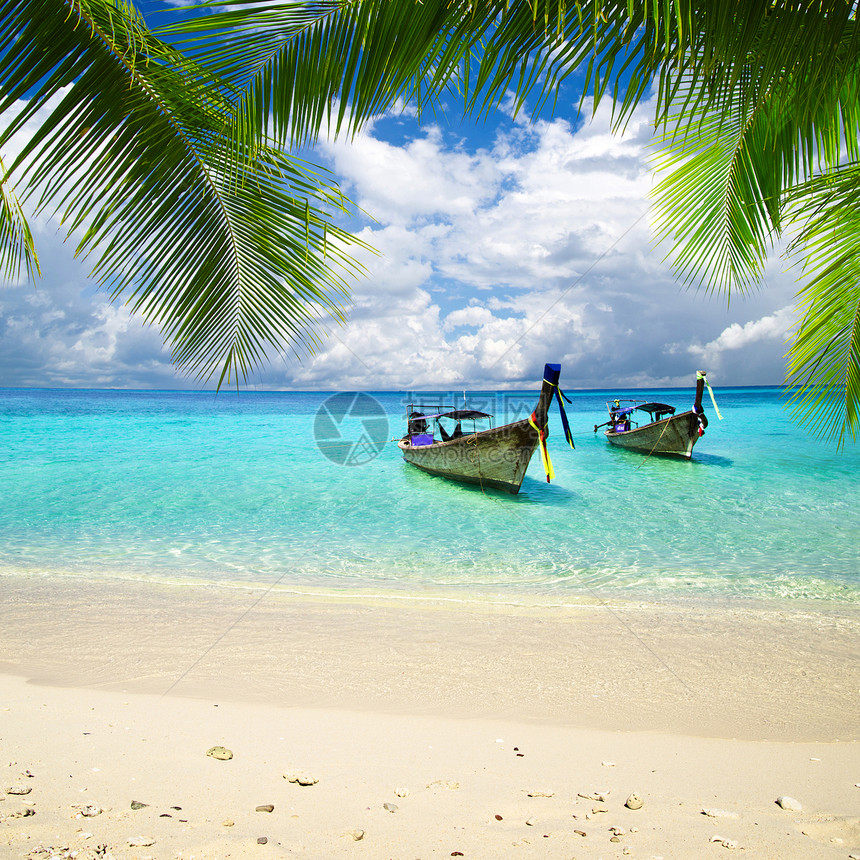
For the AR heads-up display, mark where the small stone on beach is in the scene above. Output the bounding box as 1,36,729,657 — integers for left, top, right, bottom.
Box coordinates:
130,801,148,810
257,836,267,844
383,802,398,812
349,829,365,841
284,771,318,786
624,793,643,810
6,785,31,795
256,804,274,813
776,795,802,811
206,746,233,761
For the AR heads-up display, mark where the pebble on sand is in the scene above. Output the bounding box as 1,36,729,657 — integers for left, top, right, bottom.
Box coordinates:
206,746,233,761
6,785,32,795
776,795,802,811
284,771,318,786
255,804,274,813
349,829,366,841
624,793,644,810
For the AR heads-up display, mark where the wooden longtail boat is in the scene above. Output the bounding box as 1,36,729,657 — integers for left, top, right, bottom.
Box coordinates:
595,372,715,459
398,363,572,493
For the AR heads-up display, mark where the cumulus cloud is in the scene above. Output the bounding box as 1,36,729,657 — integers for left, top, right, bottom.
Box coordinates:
689,305,795,358
1,92,801,391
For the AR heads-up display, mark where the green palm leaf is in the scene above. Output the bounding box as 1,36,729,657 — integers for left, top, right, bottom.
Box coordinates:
0,157,39,281
786,164,860,446
651,100,777,294
162,0,501,149
0,0,366,384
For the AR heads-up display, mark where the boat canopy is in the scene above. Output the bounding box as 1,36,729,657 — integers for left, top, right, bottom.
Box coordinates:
636,402,676,416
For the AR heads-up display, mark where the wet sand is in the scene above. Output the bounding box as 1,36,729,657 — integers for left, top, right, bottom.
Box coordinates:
1,574,859,858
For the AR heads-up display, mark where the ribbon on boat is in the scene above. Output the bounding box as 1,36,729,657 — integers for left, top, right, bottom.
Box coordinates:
529,411,554,482
550,382,576,450
697,370,723,420
529,377,576,483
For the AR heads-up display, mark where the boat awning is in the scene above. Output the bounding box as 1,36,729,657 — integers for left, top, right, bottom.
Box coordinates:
636,402,676,416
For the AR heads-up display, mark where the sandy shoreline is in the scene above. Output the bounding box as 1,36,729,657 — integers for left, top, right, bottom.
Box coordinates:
1,574,859,858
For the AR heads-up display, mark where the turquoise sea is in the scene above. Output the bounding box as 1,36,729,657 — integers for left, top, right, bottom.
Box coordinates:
0,386,857,606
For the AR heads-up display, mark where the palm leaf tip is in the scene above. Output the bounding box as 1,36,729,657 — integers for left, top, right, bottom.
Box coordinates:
0,161,40,282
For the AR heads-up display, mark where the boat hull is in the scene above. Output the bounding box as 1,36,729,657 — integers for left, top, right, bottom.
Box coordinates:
605,410,701,458
398,418,539,493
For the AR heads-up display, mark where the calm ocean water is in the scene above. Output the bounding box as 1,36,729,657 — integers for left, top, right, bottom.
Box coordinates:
0,386,857,606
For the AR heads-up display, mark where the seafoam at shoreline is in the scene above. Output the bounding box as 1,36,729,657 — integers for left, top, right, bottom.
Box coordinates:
2,572,858,743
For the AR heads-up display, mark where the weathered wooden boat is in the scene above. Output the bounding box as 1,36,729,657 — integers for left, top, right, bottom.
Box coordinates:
595,371,718,459
398,363,573,493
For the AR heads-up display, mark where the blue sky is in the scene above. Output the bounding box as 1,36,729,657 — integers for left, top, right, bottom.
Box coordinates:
0,16,799,392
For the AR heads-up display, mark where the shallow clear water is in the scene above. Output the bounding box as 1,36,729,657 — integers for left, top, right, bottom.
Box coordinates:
0,386,857,605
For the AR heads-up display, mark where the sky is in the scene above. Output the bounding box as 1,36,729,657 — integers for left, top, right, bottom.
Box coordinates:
0,51,801,393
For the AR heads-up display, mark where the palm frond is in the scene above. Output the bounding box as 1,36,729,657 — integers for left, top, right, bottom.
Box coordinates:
0,157,40,281
0,0,366,384
785,163,860,446
161,0,499,149
651,99,777,294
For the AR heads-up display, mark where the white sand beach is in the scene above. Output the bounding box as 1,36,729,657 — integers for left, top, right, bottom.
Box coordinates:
1,574,859,859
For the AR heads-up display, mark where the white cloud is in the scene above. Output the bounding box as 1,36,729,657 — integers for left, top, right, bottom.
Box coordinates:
0,91,801,391
689,305,796,361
